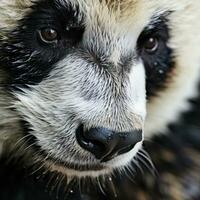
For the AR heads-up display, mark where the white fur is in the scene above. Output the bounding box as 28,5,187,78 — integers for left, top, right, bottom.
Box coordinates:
145,4,200,137
14,54,146,170
1,0,200,177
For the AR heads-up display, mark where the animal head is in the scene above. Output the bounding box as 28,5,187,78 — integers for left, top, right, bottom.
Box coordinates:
0,0,200,178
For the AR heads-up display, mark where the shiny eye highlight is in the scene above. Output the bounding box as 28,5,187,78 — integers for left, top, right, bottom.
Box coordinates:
143,37,159,53
38,28,58,44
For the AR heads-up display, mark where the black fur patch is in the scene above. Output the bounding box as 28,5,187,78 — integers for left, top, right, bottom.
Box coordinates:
137,15,174,96
0,0,84,87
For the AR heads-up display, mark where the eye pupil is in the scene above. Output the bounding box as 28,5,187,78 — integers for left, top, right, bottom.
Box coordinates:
144,37,158,52
39,28,58,43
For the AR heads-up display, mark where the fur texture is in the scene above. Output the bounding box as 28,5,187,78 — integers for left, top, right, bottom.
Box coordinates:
0,0,200,199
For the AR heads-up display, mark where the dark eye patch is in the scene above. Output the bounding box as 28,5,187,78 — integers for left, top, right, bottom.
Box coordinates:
0,0,84,88
137,15,174,97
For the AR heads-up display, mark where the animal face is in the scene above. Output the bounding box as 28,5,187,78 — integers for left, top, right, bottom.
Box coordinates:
0,0,200,178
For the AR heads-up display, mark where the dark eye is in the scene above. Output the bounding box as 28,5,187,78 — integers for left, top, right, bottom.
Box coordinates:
143,37,159,53
38,28,58,44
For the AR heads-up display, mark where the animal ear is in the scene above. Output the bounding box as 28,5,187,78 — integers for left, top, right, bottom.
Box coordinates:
0,0,33,31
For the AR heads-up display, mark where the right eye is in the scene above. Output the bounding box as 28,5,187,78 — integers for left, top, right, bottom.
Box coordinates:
38,28,58,44
142,36,159,54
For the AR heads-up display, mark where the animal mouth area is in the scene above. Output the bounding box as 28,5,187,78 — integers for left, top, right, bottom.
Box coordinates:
43,154,107,173
54,160,105,172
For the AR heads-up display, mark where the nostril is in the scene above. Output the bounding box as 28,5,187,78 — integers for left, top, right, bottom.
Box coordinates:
76,125,108,159
117,144,135,155
76,124,93,150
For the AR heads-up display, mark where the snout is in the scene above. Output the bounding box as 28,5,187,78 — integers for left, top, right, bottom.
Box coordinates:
76,125,143,162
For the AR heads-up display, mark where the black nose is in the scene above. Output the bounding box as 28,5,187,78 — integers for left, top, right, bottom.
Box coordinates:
76,125,143,162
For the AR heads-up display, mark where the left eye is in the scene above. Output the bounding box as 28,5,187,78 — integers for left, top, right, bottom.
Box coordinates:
143,37,159,53
38,28,58,44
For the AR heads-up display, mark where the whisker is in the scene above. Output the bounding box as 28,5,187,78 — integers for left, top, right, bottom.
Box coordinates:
138,151,155,170
46,171,57,191
139,149,158,176
13,134,32,148
136,155,155,176
124,165,136,183
107,176,118,199
29,153,49,175
135,150,158,178
50,173,60,195
97,176,106,196
132,159,144,175
23,141,38,152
